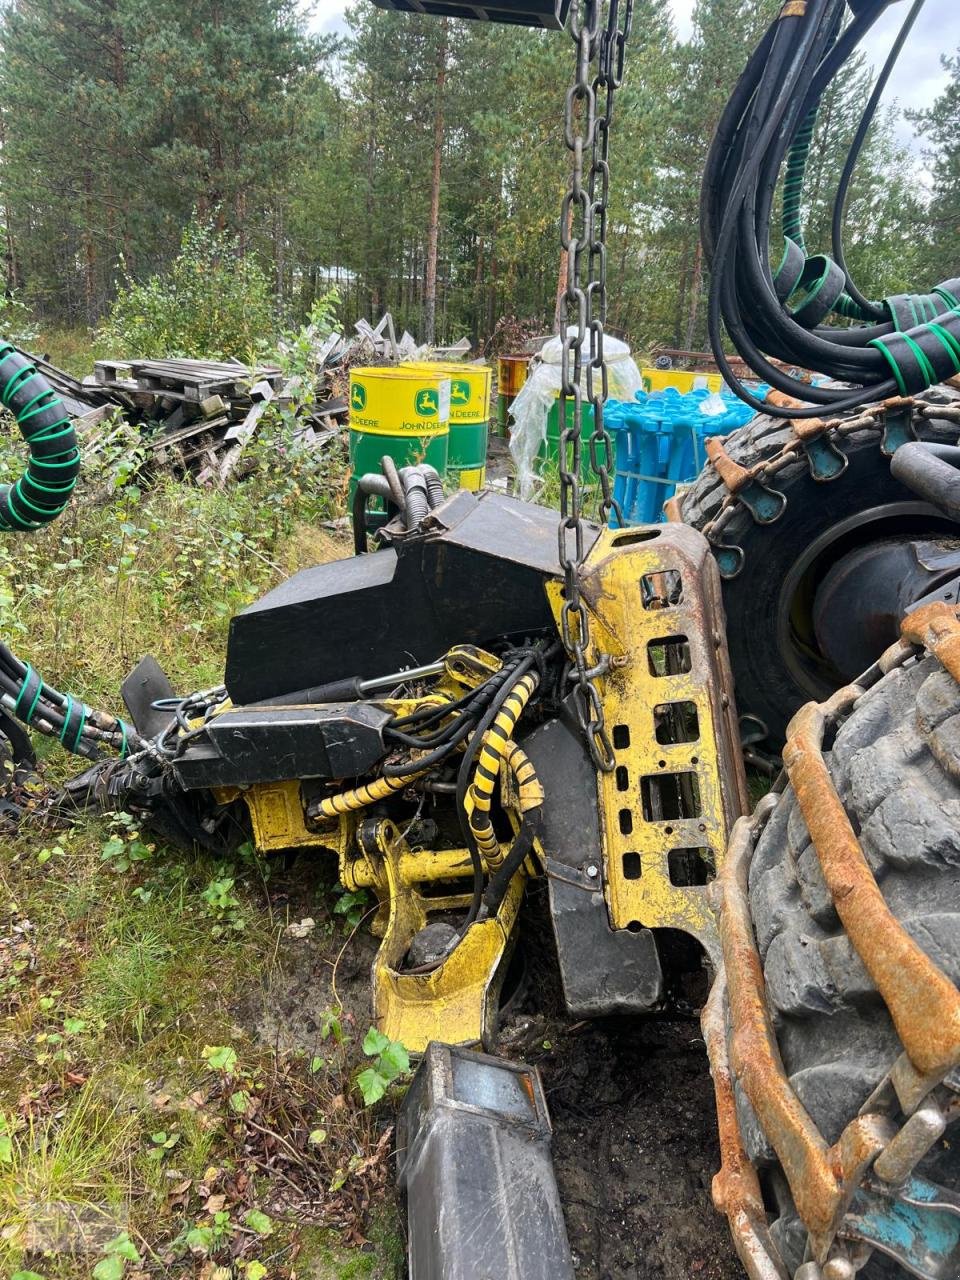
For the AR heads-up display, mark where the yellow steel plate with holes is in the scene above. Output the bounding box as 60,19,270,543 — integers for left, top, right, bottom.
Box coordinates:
244,780,337,853
547,524,747,964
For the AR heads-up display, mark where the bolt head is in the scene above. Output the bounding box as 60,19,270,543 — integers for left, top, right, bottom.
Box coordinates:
585,863,599,878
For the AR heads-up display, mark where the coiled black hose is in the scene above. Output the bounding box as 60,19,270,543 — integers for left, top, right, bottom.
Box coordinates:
701,0,957,417
0,341,141,760
0,343,80,530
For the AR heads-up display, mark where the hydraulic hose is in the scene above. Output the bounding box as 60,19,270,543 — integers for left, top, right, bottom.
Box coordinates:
399,466,430,528
481,808,542,918
701,0,959,416
0,344,80,530
0,341,141,761
420,464,445,509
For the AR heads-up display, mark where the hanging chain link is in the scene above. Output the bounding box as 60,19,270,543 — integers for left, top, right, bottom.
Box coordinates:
558,0,632,773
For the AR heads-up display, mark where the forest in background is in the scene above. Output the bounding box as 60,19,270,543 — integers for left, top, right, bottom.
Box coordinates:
0,0,957,354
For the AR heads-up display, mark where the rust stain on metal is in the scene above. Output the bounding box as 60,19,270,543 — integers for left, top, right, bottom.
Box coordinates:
663,495,684,523
784,692,960,1080
901,601,960,686
702,974,790,1280
706,436,752,494
764,389,805,411
718,807,843,1241
790,417,828,443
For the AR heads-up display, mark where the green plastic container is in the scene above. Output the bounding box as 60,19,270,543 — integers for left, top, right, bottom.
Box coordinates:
541,398,598,480
349,367,450,519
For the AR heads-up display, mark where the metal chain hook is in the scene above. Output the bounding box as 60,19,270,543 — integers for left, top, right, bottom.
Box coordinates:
558,0,632,773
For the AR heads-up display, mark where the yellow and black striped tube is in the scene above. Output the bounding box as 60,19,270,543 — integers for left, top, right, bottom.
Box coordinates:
315,768,425,819
501,741,545,813
468,672,539,868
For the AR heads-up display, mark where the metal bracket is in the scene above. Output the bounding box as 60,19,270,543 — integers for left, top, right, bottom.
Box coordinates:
802,434,849,482
843,1174,960,1278
714,541,746,580
882,402,919,456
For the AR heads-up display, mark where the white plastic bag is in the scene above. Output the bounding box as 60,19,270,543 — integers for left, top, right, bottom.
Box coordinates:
699,391,727,417
508,328,642,499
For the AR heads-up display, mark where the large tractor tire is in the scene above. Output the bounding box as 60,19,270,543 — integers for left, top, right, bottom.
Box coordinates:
708,607,960,1278
675,387,960,750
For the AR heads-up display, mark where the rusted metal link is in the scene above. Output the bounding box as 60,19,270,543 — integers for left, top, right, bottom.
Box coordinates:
702,971,790,1280
784,669,960,1083
718,801,845,1243
712,787,894,1266
916,403,960,422
707,436,754,495
902,601,960,685
790,417,829,442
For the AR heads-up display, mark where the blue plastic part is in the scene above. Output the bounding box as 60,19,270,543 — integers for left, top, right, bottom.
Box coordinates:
605,384,769,527
845,1173,960,1278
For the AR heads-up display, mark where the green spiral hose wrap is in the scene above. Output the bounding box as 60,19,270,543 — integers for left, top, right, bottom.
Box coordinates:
0,342,80,532
0,340,141,761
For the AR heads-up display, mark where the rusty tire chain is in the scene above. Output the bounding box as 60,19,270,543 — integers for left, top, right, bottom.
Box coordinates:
558,0,632,773
708,605,960,1279
669,383,960,578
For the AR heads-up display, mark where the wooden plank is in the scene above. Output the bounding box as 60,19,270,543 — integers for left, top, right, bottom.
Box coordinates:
218,385,275,484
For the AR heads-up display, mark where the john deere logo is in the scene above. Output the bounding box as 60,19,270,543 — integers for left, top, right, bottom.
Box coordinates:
451,379,471,405
415,388,439,417
351,383,367,412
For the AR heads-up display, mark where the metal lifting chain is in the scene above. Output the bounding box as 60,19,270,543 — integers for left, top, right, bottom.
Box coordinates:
558,0,632,772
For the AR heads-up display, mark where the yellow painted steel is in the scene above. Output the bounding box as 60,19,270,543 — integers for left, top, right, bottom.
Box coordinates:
344,844,475,891
244,780,339,853
546,524,747,963
349,366,451,436
367,818,525,1050
400,361,491,424
641,368,724,394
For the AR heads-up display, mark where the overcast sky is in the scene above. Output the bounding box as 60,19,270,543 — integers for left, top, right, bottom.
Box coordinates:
305,0,953,149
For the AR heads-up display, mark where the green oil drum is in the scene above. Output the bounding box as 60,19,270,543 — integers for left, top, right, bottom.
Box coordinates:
349,367,450,518
542,397,598,480
401,361,491,491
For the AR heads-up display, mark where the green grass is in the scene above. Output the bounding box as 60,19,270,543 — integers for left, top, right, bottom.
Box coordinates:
0,337,400,1278
30,326,97,378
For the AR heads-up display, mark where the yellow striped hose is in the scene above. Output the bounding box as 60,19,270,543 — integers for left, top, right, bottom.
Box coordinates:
468,672,540,869
314,671,543,841
314,767,426,819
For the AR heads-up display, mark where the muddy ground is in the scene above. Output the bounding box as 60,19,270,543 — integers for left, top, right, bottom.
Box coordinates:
256,858,744,1280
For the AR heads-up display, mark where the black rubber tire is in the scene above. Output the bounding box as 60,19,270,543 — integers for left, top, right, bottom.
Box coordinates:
733,651,960,1276
677,387,960,748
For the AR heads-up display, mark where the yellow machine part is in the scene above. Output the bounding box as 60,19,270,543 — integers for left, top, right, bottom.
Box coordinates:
365,818,525,1051
242,780,339,853
548,523,747,964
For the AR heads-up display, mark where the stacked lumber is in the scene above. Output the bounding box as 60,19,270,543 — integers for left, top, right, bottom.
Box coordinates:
4,310,473,487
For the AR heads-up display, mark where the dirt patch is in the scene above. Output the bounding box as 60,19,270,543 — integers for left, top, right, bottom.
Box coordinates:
243,854,379,1056
248,862,742,1279
541,1015,742,1280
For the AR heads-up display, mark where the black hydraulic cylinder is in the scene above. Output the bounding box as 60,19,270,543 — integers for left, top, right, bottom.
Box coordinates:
397,1042,575,1280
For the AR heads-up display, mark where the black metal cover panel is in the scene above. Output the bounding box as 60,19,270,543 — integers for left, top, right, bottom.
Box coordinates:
397,1043,574,1280
225,492,588,706
171,702,392,789
369,0,569,28
522,702,665,1015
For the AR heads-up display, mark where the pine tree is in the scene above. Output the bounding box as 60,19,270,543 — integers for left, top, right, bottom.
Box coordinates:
908,48,960,287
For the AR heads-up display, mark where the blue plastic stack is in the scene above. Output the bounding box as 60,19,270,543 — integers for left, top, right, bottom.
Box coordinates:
604,385,768,526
